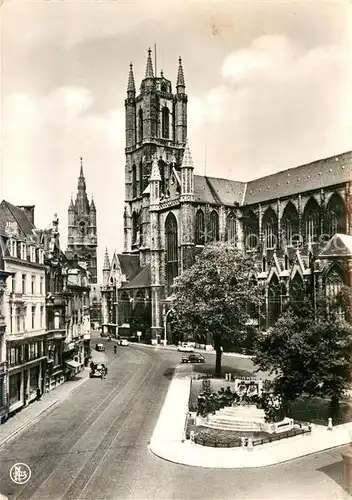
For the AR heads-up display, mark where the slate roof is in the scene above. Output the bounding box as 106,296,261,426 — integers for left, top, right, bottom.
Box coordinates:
117,253,141,280
121,264,151,289
244,150,352,206
0,200,35,237
194,175,245,206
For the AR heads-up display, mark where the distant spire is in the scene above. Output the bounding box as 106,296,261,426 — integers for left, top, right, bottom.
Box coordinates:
177,56,185,88
181,140,193,169
79,156,84,177
103,247,110,270
150,155,161,181
69,195,74,210
145,47,154,78
90,195,96,212
127,62,136,94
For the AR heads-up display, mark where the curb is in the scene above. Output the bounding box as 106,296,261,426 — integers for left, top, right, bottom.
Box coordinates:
0,370,89,448
135,343,253,359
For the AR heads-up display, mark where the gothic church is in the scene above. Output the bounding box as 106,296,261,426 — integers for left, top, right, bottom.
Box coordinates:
101,48,352,346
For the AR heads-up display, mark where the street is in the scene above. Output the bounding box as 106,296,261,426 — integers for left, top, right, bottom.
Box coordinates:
0,333,348,500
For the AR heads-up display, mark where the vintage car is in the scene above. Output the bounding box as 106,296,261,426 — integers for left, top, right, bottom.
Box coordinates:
89,363,107,378
95,343,105,352
119,338,129,346
177,342,194,352
181,353,205,363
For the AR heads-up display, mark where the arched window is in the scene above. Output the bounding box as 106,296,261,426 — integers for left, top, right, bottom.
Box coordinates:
120,291,131,325
325,266,346,321
138,108,143,143
282,202,299,247
79,221,85,236
139,162,143,196
165,213,178,294
132,165,137,198
195,209,205,245
303,198,321,244
159,160,166,195
243,210,259,250
226,212,236,245
208,211,219,242
132,212,140,245
325,193,346,236
289,272,305,308
267,274,281,328
161,82,167,92
162,107,170,139
262,207,278,250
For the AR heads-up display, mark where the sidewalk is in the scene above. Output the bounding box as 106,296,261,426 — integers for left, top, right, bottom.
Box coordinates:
0,368,89,448
136,342,253,359
150,367,352,469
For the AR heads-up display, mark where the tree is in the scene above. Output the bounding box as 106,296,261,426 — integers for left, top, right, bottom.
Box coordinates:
253,292,352,415
172,243,264,376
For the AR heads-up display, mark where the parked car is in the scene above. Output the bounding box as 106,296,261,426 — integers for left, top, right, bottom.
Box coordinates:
181,353,205,363
95,343,105,351
119,339,129,346
89,363,107,378
177,342,194,352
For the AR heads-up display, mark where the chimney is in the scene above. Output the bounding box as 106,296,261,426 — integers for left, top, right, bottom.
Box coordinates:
18,205,35,226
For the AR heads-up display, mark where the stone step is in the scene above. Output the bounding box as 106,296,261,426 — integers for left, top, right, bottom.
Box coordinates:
218,409,264,419
203,421,263,431
209,416,264,425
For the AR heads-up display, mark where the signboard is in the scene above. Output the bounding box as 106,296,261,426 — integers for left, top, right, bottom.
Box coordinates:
137,331,142,337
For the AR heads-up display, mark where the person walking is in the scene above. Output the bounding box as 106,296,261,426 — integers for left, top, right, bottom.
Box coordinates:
114,345,117,354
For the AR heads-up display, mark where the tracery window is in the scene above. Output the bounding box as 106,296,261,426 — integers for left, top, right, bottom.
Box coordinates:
325,266,346,321
195,209,205,245
208,211,219,242
289,272,305,309
226,212,236,245
120,291,131,325
165,213,178,295
132,212,141,245
325,193,346,236
282,202,299,247
138,108,143,143
243,210,259,250
262,207,278,250
303,198,321,244
132,165,137,198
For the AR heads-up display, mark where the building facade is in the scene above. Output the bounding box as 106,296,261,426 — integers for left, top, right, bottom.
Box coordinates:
0,201,47,416
102,49,352,346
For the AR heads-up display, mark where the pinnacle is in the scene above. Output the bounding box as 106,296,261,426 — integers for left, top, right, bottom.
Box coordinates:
181,140,193,169
127,62,136,93
145,47,154,78
103,247,110,270
177,56,185,87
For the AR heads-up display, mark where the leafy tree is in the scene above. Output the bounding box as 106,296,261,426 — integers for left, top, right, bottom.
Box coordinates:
172,243,264,376
253,292,352,415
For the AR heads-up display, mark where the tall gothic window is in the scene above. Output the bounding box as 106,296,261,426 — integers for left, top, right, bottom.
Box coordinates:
132,165,137,198
262,207,278,250
162,107,170,139
226,212,236,245
289,272,305,309
325,193,346,236
303,198,321,244
243,210,259,250
132,212,140,245
267,274,281,328
282,202,299,247
139,162,143,196
195,209,205,245
208,211,219,242
138,108,143,143
165,213,178,295
325,266,346,321
79,221,85,236
120,291,131,325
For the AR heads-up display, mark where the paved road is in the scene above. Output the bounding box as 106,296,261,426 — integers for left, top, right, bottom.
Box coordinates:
0,335,348,500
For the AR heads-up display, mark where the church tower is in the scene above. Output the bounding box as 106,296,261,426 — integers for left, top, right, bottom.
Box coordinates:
124,48,188,257
67,158,98,282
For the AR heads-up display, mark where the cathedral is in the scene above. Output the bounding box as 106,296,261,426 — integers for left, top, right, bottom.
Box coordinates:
101,48,352,347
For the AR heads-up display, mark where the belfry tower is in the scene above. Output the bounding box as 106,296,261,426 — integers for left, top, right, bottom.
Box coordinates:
67,158,98,282
124,49,188,257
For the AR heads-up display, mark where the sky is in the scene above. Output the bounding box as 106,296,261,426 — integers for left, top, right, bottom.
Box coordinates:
1,0,351,281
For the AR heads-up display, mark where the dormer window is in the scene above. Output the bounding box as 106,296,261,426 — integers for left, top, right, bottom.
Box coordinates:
9,239,17,258
19,242,26,260
30,246,36,262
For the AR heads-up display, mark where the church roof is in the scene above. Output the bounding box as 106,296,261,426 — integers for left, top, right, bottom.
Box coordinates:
318,234,352,258
0,200,35,237
194,176,245,207
121,264,151,289
117,253,140,280
244,150,352,205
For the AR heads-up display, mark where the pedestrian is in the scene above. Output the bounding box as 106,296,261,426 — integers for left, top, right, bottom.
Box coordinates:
114,345,117,354
36,387,41,401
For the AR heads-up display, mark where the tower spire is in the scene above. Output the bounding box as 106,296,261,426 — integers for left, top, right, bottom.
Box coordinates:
145,47,154,78
177,56,185,89
127,62,136,95
103,247,110,270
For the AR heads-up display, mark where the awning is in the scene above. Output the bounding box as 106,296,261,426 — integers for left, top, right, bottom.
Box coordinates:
65,360,81,370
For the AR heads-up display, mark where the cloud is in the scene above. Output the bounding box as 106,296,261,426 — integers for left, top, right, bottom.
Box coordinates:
188,35,352,178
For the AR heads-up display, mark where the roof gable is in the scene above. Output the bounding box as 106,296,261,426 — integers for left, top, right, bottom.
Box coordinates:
0,200,36,238
319,234,352,258
194,175,245,206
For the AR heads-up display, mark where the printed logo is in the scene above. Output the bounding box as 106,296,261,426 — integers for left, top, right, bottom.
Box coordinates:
9,463,31,485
